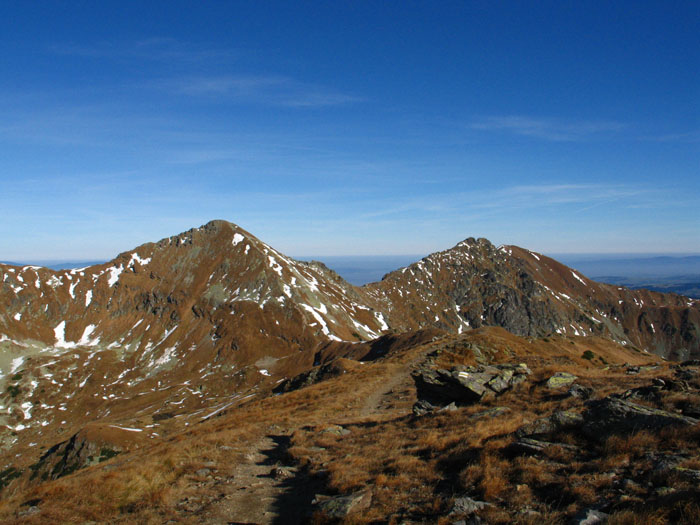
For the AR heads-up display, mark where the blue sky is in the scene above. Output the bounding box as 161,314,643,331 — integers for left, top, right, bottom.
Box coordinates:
0,1,698,260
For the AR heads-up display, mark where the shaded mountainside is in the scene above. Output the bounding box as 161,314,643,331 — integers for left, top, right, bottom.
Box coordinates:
0,220,699,511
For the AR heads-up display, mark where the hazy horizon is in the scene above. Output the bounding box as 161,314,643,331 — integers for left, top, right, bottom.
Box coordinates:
5,251,700,289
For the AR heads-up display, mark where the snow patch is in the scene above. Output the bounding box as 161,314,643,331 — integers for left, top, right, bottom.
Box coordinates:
78,325,100,346
571,271,587,285
109,425,143,432
268,256,283,276
10,357,24,374
128,252,151,268
375,312,389,331
107,265,124,287
232,233,245,246
54,321,74,348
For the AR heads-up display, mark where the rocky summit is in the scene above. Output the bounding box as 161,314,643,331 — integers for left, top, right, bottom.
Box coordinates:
0,220,699,524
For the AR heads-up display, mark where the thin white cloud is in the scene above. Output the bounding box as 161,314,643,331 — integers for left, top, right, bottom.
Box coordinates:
354,183,656,221
470,115,626,141
157,74,362,107
640,130,700,143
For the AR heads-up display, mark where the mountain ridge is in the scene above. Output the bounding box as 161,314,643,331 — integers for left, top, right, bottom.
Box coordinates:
0,219,699,502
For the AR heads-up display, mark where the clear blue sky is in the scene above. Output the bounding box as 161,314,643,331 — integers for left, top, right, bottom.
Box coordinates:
1,1,698,260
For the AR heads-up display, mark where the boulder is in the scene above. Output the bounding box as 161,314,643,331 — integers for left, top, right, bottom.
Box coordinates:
412,363,531,412
546,372,578,389
568,383,592,399
449,495,491,516
515,410,584,438
582,396,699,439
314,489,372,518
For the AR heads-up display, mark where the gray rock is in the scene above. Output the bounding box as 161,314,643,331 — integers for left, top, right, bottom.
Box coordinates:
672,467,700,483
17,506,40,517
471,406,511,420
413,398,437,416
516,410,583,438
568,383,592,399
314,489,372,518
570,508,609,524
449,495,491,515
652,454,684,472
271,466,294,480
486,374,510,393
412,363,532,408
508,437,579,456
320,424,350,436
583,396,699,439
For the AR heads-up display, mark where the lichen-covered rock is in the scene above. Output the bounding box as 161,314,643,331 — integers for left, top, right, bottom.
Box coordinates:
546,372,578,389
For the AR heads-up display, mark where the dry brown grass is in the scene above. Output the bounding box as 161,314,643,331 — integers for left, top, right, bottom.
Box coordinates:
0,328,695,524
604,431,659,458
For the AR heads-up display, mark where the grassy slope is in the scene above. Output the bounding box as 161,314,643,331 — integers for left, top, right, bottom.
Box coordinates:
1,327,699,524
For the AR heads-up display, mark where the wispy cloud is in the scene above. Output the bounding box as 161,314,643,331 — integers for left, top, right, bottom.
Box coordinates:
640,130,700,143
353,182,658,222
470,116,626,141
157,74,362,107
499,183,645,204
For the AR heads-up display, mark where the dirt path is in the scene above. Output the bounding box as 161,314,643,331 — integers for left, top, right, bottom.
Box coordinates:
188,432,320,525
188,348,434,523
199,435,281,524
359,348,432,418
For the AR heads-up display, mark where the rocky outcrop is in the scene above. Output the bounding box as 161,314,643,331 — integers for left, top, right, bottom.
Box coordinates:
273,359,361,394
582,396,699,439
412,363,531,415
28,427,125,482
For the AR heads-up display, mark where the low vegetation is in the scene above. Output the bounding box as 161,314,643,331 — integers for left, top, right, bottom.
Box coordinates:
0,328,698,524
